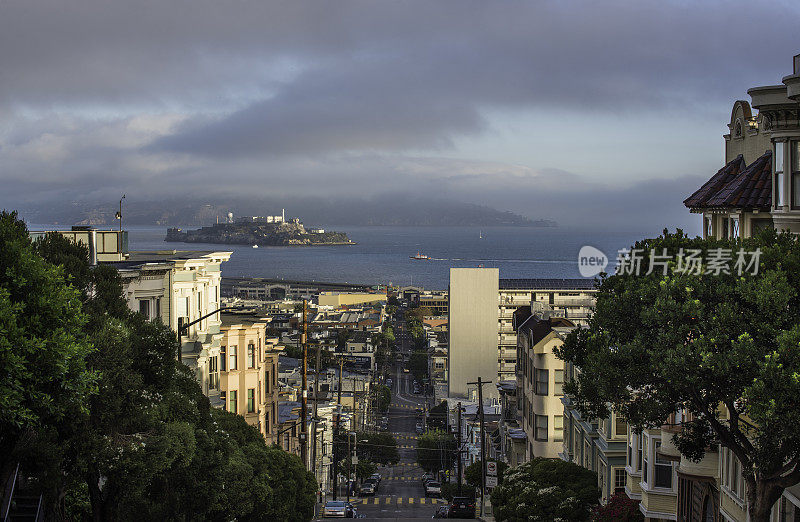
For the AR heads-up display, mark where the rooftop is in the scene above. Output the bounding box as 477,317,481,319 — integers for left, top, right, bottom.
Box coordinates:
499,278,596,290
684,152,772,211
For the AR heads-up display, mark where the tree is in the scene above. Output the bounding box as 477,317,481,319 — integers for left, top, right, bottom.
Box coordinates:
0,212,95,499
591,492,644,522
465,459,507,489
427,401,448,430
376,385,391,412
490,458,599,522
409,350,429,382
416,430,455,473
356,432,399,465
556,229,800,522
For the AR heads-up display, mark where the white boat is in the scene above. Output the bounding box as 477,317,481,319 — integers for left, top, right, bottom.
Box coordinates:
252,244,259,248
479,230,483,239
410,252,430,260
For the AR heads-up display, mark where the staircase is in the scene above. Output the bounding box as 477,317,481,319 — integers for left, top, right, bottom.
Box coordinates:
2,464,43,522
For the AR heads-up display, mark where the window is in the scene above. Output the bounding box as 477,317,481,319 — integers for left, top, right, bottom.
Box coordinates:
584,440,592,469
138,299,150,319
534,368,549,395
615,416,628,438
792,141,800,209
731,218,739,238
615,468,627,493
554,369,564,395
641,437,648,482
247,343,255,369
704,217,712,238
229,346,237,370
654,441,673,488
265,369,270,396
220,346,227,371
776,141,786,208
553,415,564,442
534,415,548,441
229,390,237,414
209,356,219,390
247,389,255,413
722,448,745,500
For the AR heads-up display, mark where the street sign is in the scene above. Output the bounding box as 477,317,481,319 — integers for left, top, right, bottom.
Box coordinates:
486,461,497,476
485,476,498,488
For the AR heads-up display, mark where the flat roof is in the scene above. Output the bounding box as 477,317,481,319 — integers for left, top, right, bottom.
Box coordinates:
499,278,596,290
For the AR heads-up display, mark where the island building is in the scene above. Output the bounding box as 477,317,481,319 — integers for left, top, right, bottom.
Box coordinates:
447,267,597,401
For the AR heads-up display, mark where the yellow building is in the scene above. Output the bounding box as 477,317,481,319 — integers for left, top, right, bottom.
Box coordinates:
219,314,281,443
317,291,387,307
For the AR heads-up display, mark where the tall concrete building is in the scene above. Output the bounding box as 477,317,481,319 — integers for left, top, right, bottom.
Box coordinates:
448,268,499,400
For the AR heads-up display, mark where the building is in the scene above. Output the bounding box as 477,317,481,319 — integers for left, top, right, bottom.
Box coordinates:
516,314,574,460
685,54,800,238
498,279,596,381
318,291,387,307
219,313,281,443
419,292,449,315
448,268,500,400
29,227,234,406
448,268,596,398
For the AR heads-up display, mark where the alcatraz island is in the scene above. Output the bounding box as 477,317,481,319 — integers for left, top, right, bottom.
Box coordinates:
166,210,353,246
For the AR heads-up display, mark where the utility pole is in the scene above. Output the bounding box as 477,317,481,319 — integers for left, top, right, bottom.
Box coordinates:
333,357,343,500
311,341,321,492
457,401,463,496
300,299,308,469
467,377,492,517
351,376,357,430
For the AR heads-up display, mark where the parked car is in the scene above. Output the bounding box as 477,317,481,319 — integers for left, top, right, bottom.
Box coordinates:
432,505,451,518
415,422,424,434
323,501,349,518
369,473,382,485
424,481,442,497
421,472,434,485
449,497,476,519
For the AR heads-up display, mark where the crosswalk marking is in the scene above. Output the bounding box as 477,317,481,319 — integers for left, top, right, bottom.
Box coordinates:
408,498,413,504
397,498,402,505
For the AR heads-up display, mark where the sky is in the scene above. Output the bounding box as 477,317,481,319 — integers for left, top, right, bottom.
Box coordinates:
1,0,799,234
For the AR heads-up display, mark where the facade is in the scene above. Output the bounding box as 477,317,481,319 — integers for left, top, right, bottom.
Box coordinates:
114,250,232,405
419,292,449,315
448,268,500,400
516,314,574,460
219,314,280,443
318,292,387,307
685,53,800,238
448,269,596,398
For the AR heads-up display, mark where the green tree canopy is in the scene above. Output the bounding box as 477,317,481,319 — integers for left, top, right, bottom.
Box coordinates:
356,432,399,465
557,229,800,522
409,350,429,382
490,458,599,522
416,429,455,473
0,212,96,492
426,400,448,430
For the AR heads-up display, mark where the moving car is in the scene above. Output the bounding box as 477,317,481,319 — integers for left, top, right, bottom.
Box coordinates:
323,501,349,518
415,422,424,434
360,480,377,496
449,497,476,519
421,472,434,485
424,481,442,497
369,473,382,485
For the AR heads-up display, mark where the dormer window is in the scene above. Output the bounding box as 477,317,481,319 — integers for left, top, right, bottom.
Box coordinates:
775,141,785,208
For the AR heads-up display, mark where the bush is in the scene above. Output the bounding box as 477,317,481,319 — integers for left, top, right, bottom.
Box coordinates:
591,492,644,522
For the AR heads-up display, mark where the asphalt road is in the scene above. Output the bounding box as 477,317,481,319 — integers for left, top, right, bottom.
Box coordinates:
318,308,473,520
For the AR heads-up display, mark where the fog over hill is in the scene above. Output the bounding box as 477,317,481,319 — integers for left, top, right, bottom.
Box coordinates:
18,195,556,228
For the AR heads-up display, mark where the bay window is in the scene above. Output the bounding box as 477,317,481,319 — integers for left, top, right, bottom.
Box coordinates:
654,441,673,488
535,414,548,441
534,368,549,395
776,141,786,208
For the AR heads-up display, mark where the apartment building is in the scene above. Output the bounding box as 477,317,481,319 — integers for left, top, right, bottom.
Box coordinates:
419,292,449,315
516,314,573,460
448,268,596,398
219,314,281,443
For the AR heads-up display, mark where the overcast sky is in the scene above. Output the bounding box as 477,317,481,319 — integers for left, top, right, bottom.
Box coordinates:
1,0,798,233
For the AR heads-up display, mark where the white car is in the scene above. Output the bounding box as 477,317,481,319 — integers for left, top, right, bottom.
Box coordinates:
322,501,349,518
425,481,442,497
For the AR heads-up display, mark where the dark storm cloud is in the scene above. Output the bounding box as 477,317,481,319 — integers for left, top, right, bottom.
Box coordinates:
1,0,798,230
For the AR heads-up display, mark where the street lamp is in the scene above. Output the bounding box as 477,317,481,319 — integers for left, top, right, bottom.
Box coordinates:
115,194,125,232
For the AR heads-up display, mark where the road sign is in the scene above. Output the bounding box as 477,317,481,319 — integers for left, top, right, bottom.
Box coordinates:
485,476,498,488
486,461,497,476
